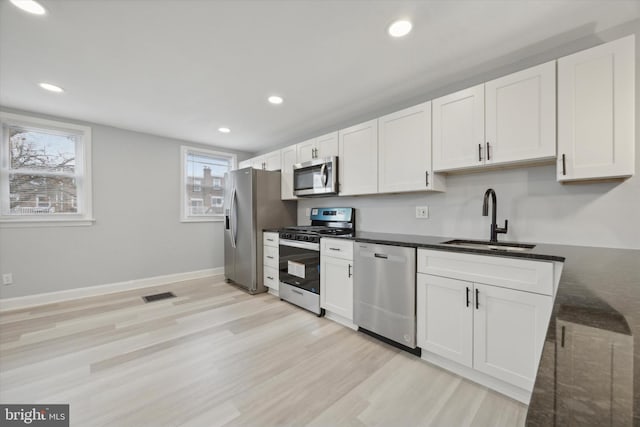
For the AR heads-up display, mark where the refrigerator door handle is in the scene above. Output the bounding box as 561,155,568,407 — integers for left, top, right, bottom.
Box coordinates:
230,188,237,248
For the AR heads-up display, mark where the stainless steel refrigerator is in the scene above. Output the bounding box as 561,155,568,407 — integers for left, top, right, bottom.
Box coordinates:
224,167,296,294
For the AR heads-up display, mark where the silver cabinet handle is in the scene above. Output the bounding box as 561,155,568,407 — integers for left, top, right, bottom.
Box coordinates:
267,276,274,280
478,143,483,162
329,247,341,251
562,154,566,176
425,171,429,187
486,142,491,160
348,264,352,278
267,238,274,242
374,253,388,259
266,256,274,259
291,289,303,296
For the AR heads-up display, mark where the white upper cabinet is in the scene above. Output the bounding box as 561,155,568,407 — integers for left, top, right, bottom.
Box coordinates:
280,144,297,200
557,35,635,182
238,159,252,169
296,138,316,164
485,61,556,166
338,120,378,196
316,132,339,158
262,150,281,171
432,84,485,172
297,132,339,164
434,61,557,172
240,149,282,171
378,102,445,193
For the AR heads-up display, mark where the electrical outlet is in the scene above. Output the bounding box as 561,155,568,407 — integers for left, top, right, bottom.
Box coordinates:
415,206,429,219
2,273,13,285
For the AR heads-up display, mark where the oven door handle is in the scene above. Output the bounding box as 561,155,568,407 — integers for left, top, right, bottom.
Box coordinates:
279,239,320,251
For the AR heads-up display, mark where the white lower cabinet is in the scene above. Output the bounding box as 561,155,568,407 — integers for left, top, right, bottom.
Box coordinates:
320,238,354,323
473,282,553,390
416,249,556,402
263,232,279,292
417,274,473,367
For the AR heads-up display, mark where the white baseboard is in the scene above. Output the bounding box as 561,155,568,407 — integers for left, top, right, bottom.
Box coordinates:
324,310,357,330
0,267,224,312
420,350,531,404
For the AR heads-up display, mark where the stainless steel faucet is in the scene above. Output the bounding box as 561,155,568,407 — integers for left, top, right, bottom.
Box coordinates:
482,188,508,243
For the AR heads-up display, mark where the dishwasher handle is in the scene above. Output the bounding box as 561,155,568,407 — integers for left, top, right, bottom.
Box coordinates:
374,253,388,259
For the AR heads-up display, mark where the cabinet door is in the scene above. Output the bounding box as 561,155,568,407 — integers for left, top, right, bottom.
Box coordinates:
432,84,485,172
320,256,353,321
264,266,279,291
485,61,556,166
473,283,552,390
378,102,433,193
280,145,298,200
297,138,317,163
264,150,281,171
316,132,339,158
249,156,264,170
558,35,635,181
238,159,252,169
338,120,378,195
417,274,473,367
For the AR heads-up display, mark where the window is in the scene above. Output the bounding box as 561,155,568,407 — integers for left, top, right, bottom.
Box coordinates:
181,146,235,222
0,112,93,226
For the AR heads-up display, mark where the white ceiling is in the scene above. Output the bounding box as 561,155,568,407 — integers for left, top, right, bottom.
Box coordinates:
1,0,639,153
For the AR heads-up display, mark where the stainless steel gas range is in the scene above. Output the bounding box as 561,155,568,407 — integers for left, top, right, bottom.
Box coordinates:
277,208,355,316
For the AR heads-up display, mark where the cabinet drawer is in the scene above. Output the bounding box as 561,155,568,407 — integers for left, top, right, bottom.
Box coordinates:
321,238,354,260
264,232,279,247
417,249,553,295
264,266,279,290
263,245,279,268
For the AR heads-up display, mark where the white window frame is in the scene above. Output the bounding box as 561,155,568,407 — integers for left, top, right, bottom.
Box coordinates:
0,112,94,228
180,146,236,222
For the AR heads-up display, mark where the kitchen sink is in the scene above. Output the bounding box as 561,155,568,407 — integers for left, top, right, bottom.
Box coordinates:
441,239,536,252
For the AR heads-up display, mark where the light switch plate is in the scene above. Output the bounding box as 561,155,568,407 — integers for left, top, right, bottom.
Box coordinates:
415,206,429,219
2,273,13,285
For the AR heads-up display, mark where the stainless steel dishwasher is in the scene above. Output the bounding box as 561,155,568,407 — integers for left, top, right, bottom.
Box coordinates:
353,243,417,352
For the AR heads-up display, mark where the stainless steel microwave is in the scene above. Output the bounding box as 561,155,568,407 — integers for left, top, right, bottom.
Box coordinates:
293,156,338,197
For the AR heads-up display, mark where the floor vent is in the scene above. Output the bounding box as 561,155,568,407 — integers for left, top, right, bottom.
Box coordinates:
142,292,176,303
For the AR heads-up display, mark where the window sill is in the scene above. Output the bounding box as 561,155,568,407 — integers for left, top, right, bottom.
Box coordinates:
0,217,96,228
180,217,224,223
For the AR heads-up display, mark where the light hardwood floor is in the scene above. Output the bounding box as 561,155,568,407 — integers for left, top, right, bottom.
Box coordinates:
0,276,527,426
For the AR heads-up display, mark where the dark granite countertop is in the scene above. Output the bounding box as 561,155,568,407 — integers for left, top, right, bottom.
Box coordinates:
339,231,566,262
325,231,640,425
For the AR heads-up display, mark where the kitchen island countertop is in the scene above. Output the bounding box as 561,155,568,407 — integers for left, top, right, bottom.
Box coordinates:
327,231,640,425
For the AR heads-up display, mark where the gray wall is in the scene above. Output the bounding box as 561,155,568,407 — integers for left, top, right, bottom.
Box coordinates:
299,21,640,250
0,108,250,298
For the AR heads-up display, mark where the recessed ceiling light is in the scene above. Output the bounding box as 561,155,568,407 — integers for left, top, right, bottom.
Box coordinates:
218,127,231,134
388,20,412,38
10,0,46,15
268,95,283,105
39,82,64,93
